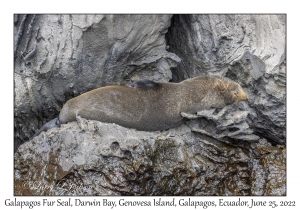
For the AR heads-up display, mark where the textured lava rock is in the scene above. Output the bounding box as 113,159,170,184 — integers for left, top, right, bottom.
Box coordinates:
166,14,286,144
14,14,286,196
14,117,285,196
14,14,180,151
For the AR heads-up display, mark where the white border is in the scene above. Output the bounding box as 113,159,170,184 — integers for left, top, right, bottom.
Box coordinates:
2,0,298,209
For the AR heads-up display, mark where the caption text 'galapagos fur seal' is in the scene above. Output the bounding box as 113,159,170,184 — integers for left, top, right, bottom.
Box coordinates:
31,76,247,139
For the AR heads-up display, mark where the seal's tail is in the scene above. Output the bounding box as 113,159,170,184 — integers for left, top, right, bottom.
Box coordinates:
30,118,60,140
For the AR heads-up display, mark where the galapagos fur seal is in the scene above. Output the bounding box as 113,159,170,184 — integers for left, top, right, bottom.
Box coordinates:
31,76,247,139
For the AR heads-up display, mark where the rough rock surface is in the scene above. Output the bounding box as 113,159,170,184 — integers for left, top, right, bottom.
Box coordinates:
167,14,286,144
14,14,286,196
183,103,260,141
14,14,179,151
14,117,285,196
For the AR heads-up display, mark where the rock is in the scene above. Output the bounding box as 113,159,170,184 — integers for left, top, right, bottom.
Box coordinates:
14,14,180,151
166,14,286,144
14,14,286,196
183,103,260,141
14,117,285,196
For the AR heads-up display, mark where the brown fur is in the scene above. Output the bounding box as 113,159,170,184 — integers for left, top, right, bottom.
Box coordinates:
58,76,247,131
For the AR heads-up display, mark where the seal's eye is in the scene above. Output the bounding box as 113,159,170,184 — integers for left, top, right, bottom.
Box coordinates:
234,92,238,97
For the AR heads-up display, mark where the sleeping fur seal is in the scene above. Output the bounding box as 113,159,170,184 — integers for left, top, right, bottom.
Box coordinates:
31,76,247,138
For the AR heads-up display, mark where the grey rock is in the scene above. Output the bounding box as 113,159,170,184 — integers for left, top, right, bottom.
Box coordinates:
167,14,286,144
183,103,260,141
14,14,179,151
14,14,286,196
14,117,285,196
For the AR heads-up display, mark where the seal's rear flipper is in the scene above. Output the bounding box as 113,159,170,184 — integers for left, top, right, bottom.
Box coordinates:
30,118,60,140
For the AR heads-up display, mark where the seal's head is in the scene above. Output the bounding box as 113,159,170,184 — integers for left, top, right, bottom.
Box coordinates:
180,76,248,113
212,76,248,105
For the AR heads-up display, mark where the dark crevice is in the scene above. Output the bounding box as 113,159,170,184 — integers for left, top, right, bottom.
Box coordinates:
165,14,187,82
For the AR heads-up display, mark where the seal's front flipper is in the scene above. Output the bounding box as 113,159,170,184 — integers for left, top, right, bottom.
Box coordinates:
30,118,60,140
127,79,160,89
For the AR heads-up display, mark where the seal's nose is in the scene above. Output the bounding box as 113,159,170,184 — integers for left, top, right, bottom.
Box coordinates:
238,89,248,101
